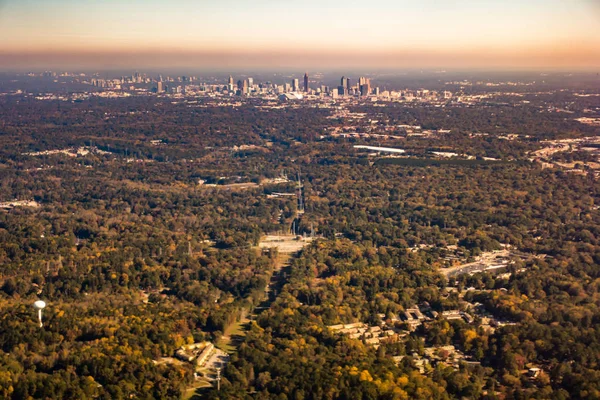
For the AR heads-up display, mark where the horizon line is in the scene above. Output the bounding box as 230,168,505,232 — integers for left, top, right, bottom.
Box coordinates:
1,46,600,71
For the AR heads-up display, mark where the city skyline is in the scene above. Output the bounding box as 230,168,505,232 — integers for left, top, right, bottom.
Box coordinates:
1,0,600,70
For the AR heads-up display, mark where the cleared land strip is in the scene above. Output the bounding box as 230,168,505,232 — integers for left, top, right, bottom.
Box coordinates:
258,234,316,253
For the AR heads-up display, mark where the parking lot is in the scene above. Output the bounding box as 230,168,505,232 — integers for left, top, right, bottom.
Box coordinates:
202,349,230,381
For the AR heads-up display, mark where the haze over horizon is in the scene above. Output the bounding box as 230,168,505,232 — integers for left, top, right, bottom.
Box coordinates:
1,0,600,70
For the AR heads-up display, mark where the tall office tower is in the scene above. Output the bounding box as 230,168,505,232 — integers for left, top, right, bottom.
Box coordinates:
360,84,369,96
248,77,254,87
346,78,351,92
341,76,348,88
337,85,346,96
228,75,234,85
285,83,292,92
242,79,249,94
303,72,309,92
157,81,164,93
237,80,243,90
293,78,299,91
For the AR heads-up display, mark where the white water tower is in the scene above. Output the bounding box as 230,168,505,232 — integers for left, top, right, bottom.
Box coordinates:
33,300,46,328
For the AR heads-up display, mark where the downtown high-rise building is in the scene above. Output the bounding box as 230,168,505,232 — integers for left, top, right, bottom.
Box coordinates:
293,78,299,92
339,76,348,96
341,76,348,89
303,73,309,92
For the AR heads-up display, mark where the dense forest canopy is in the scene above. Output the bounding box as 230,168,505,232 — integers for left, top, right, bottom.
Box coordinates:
1,72,600,399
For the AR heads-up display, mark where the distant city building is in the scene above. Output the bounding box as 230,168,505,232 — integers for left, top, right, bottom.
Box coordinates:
279,92,304,101
360,84,370,96
359,77,371,96
293,78,299,92
304,72,309,92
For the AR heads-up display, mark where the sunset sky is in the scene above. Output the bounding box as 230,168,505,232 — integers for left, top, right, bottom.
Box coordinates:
1,0,599,70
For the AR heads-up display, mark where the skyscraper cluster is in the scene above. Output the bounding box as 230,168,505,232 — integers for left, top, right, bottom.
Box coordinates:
83,69,388,99
224,72,377,99
338,76,371,97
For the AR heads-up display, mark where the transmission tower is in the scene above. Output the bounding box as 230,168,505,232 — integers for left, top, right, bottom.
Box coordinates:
296,171,304,214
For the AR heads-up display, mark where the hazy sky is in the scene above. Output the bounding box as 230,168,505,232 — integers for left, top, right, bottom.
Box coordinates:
1,0,599,69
